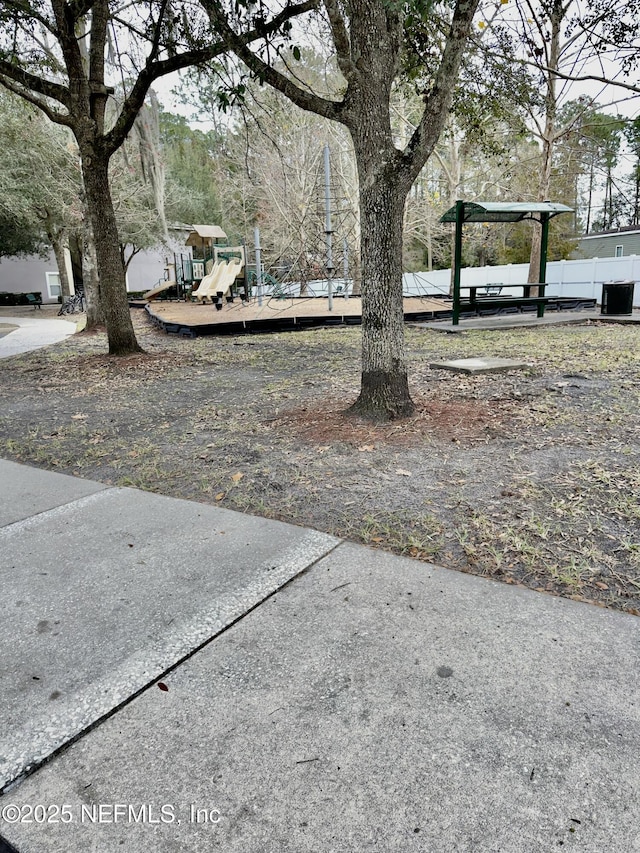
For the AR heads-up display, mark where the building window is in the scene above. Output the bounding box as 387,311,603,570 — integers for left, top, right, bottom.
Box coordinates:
615,245,624,257
46,272,61,299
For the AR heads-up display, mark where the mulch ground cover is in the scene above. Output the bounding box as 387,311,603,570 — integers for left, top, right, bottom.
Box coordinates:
2,307,640,615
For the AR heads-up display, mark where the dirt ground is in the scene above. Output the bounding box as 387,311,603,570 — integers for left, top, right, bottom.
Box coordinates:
2,306,640,615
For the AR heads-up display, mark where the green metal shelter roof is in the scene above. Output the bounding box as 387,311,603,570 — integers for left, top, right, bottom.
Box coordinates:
440,201,574,223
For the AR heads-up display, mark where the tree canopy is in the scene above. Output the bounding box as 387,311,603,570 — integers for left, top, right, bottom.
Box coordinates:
0,0,314,353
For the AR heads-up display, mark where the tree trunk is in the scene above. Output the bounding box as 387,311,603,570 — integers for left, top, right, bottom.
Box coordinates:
604,165,614,228
528,0,562,288
586,158,594,233
80,146,142,355
68,231,84,293
348,173,414,420
351,251,362,296
528,221,543,287
82,218,104,330
528,132,555,288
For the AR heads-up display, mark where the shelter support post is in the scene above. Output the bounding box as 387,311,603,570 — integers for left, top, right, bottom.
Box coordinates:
539,211,550,285
453,199,464,326
537,211,550,317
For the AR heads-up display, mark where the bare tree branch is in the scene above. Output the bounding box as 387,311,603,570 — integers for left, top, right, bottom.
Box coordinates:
532,64,640,96
201,0,343,121
322,0,354,80
403,0,481,186
0,58,70,108
106,0,324,152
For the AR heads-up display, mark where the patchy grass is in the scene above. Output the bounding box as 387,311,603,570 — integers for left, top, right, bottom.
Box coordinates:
1,309,640,615
331,509,445,560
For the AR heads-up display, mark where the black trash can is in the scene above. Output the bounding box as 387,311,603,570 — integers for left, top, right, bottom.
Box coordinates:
601,280,635,315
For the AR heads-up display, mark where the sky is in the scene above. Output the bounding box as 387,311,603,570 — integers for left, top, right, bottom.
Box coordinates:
152,0,640,127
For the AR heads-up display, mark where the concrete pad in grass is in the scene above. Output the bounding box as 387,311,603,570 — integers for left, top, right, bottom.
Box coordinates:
430,356,530,374
0,481,338,791
5,543,639,852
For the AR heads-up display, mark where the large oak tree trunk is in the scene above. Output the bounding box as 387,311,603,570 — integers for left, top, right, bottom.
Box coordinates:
80,147,142,355
349,169,414,420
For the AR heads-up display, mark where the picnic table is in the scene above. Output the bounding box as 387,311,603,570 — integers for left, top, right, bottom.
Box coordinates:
460,282,549,318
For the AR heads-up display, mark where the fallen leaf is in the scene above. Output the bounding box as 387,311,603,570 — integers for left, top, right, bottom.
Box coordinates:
371,536,384,543
396,468,412,477
215,492,225,501
231,472,244,483
594,582,609,590
71,413,88,420
358,445,374,452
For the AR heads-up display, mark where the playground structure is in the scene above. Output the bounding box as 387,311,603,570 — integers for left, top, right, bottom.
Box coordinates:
139,164,596,336
143,145,355,308
191,246,246,306
143,225,248,305
143,276,180,301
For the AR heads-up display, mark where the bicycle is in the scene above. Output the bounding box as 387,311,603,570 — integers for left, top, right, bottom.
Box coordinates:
58,292,85,315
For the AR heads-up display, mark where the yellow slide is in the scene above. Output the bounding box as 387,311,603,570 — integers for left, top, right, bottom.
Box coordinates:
192,262,228,303
143,280,177,300
214,258,243,298
192,257,244,303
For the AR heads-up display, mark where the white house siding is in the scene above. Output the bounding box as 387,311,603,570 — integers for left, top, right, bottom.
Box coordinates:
0,246,176,303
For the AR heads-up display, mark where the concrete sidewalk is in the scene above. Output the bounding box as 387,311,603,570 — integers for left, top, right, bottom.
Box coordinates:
1,461,639,852
0,316,77,359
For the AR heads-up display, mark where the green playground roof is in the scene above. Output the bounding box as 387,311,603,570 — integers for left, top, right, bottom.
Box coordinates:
440,201,574,223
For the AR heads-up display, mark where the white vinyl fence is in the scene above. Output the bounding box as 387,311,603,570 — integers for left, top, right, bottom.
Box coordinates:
403,255,640,306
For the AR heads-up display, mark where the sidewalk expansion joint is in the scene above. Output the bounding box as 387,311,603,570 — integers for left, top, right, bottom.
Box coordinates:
1,534,343,795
